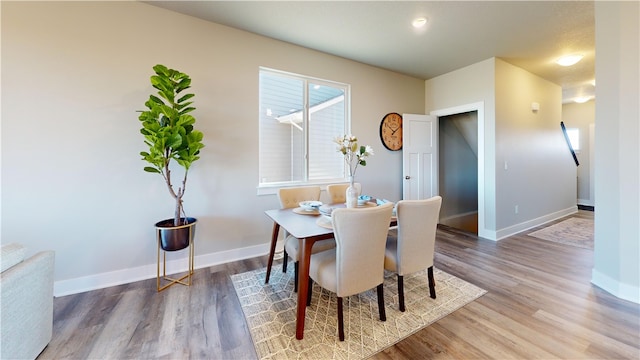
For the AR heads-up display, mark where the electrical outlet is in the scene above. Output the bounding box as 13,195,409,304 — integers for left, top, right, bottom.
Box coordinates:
515,205,519,214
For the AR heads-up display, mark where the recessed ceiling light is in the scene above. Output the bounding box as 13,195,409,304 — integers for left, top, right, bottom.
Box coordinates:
412,17,428,28
555,54,583,66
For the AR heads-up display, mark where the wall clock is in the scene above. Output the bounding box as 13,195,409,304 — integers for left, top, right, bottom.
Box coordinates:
379,112,403,151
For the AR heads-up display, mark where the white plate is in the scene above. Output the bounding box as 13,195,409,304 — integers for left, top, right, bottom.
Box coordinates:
299,200,322,211
319,204,334,216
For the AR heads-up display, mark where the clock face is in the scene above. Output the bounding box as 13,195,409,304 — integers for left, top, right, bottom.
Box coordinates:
380,113,403,151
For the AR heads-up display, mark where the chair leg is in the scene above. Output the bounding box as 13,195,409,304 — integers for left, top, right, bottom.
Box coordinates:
337,297,345,341
397,275,405,312
306,277,313,306
377,284,386,321
428,266,436,299
282,250,289,273
294,262,299,293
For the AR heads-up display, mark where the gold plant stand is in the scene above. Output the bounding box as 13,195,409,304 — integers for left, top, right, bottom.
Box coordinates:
156,225,195,292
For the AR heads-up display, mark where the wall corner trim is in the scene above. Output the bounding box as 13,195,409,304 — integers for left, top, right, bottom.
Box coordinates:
591,269,640,304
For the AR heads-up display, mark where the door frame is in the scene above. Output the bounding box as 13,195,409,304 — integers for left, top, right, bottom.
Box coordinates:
430,102,488,239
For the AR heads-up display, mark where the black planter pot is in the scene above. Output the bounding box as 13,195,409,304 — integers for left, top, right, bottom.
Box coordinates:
155,217,197,251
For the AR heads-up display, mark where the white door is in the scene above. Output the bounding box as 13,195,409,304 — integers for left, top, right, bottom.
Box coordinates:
402,114,438,200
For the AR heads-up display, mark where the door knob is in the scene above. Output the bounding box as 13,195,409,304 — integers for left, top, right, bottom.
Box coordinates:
405,176,411,180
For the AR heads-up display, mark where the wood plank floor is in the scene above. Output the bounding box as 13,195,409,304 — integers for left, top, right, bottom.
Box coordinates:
38,210,640,359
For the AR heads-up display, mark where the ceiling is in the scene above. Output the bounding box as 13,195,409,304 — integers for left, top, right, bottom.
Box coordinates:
146,1,595,104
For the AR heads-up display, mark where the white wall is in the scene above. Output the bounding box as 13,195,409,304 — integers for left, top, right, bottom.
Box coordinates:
592,1,640,303
1,2,425,295
425,58,577,240
562,100,595,206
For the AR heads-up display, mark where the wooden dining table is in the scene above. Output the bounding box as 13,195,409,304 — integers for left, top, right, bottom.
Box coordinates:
264,203,396,340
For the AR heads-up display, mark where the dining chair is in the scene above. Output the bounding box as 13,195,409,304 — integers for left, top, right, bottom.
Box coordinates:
384,196,442,312
306,202,394,341
326,183,361,204
265,186,336,292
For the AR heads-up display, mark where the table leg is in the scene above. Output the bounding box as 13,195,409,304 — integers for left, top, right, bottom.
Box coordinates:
265,222,280,284
296,237,314,340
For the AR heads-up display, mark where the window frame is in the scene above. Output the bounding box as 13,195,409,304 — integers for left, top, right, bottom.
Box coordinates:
257,67,351,195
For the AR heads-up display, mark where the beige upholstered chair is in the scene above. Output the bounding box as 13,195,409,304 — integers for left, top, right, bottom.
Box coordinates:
307,203,394,341
265,186,336,291
326,183,361,204
384,196,442,312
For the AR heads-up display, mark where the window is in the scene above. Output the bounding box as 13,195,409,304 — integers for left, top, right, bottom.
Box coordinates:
566,128,580,152
258,68,350,190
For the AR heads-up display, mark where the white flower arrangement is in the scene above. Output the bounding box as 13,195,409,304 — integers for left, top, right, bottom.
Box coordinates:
334,134,374,177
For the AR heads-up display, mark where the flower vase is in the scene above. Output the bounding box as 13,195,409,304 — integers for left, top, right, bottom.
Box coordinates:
346,176,359,208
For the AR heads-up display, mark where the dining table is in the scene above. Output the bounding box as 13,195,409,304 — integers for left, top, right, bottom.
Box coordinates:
264,202,397,340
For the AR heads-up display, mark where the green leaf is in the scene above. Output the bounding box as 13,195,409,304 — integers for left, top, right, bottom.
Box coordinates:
149,95,165,105
179,106,196,114
188,130,204,142
153,64,169,75
167,133,182,149
177,115,196,126
144,167,161,173
177,93,195,103
176,78,192,92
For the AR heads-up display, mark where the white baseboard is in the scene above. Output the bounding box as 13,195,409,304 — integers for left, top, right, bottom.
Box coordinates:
494,206,578,241
52,205,583,296
54,243,270,297
591,269,640,304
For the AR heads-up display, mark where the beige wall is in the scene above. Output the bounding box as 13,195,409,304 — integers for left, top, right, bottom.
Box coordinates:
426,58,497,237
1,2,425,295
494,58,576,230
562,100,595,206
425,57,577,240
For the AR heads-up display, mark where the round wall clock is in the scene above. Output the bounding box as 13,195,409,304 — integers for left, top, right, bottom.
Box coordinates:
379,112,403,151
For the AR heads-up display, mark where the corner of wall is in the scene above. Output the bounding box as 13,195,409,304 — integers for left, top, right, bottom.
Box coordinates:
592,269,640,304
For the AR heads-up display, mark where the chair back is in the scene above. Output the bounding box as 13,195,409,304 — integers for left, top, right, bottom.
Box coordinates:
331,202,394,297
326,183,361,204
277,186,321,209
395,196,442,275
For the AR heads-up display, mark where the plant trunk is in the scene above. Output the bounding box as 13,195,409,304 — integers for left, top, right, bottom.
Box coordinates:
174,196,183,226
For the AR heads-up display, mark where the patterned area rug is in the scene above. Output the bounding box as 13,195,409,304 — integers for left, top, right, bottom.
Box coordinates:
528,217,594,249
231,265,486,359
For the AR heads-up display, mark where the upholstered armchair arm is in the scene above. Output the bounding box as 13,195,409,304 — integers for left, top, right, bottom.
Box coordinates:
1,249,55,359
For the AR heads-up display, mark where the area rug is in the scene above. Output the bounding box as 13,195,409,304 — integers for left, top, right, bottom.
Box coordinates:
231,264,486,359
528,217,594,249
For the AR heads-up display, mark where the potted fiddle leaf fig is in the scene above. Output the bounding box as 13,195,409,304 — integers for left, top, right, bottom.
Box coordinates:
138,64,205,251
